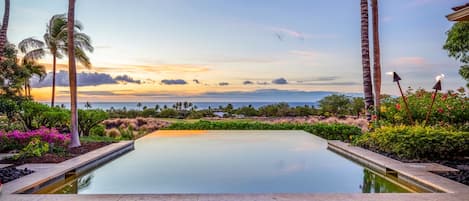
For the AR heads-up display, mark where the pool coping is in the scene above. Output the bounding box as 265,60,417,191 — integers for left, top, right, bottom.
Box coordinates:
327,141,469,194
0,140,134,195
1,131,468,201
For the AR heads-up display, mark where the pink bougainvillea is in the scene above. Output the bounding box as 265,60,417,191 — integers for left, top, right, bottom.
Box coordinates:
0,127,70,151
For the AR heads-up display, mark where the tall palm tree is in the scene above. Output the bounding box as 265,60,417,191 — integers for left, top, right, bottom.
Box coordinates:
19,14,93,107
0,0,10,60
360,0,374,121
68,0,80,148
371,0,382,115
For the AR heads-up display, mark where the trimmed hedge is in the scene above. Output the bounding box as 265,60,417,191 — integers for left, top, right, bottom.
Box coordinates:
353,125,469,159
163,120,362,142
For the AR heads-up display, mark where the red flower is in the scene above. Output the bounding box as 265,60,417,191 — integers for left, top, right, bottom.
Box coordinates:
438,108,444,113
395,103,401,110
442,94,448,101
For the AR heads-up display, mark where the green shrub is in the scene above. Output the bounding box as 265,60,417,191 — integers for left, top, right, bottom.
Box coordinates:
379,88,468,127
12,137,50,160
18,101,70,130
163,120,362,142
78,109,109,136
353,125,469,159
119,127,134,140
90,124,106,136
107,128,121,138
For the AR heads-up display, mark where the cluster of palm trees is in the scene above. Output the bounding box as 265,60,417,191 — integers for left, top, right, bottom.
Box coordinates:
0,0,86,147
360,0,382,121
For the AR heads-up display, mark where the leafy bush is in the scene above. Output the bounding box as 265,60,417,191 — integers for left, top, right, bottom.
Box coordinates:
78,109,109,136
12,137,49,160
163,120,362,142
19,101,70,130
379,88,468,127
90,124,106,136
0,127,70,152
106,128,121,138
353,125,469,159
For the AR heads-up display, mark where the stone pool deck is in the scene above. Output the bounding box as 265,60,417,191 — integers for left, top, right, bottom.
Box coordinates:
1,134,468,201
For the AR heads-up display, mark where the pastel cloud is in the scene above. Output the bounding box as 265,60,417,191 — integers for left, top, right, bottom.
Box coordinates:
161,79,188,85
219,82,230,86
30,71,141,88
272,78,288,85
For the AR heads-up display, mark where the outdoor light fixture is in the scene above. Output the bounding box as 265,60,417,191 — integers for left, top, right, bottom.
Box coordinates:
425,74,444,124
387,72,414,124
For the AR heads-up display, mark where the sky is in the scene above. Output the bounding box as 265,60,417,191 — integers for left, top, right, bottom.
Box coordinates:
4,0,468,102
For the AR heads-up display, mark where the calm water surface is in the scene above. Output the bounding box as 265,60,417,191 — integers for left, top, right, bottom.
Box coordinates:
38,131,413,194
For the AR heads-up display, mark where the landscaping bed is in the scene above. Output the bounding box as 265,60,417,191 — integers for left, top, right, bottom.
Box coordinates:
0,141,110,165
354,125,469,186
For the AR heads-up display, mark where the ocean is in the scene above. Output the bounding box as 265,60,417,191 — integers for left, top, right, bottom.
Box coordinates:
51,102,318,110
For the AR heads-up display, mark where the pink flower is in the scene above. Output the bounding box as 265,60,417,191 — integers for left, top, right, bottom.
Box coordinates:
395,104,401,110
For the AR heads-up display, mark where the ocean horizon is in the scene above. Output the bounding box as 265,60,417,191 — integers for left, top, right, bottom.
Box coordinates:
46,102,318,110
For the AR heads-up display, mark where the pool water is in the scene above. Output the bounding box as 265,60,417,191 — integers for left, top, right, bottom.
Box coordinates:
37,130,415,194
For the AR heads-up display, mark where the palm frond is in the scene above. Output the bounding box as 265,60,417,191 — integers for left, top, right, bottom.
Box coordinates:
23,48,46,61
74,47,92,69
18,37,45,54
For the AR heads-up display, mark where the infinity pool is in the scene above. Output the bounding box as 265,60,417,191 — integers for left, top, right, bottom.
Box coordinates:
38,130,416,194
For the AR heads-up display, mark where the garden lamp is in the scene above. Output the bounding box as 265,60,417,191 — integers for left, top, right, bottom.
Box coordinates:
425,74,444,124
386,72,414,124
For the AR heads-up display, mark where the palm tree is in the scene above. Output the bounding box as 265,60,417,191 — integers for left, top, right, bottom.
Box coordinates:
68,0,80,148
19,14,93,107
360,0,374,121
371,0,382,115
0,0,10,60
21,60,46,97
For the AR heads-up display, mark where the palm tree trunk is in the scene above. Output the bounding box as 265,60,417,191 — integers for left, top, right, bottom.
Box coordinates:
360,0,375,121
51,54,57,107
0,0,10,60
68,0,80,148
372,0,381,116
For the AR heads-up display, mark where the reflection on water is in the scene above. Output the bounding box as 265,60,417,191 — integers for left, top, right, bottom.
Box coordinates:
36,131,416,194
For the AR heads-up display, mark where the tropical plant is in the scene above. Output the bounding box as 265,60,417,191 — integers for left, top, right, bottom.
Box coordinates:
19,14,93,107
443,21,469,88
19,60,46,97
77,109,108,136
0,0,10,60
360,0,375,121
68,0,80,147
319,94,351,116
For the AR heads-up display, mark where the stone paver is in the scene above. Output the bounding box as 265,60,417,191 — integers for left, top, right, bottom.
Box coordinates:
405,163,459,172
0,164,12,168
0,153,15,160
1,193,469,201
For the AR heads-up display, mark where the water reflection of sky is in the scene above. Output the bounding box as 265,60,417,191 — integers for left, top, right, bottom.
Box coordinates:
62,131,410,194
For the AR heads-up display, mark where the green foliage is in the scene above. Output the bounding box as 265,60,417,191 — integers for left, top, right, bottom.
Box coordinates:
158,108,179,118
78,109,109,136
353,125,469,159
258,102,295,117
12,137,50,160
444,21,469,87
90,124,106,136
319,94,352,116
0,97,19,120
119,127,134,140
163,120,362,142
379,88,468,127
19,101,70,130
234,105,259,117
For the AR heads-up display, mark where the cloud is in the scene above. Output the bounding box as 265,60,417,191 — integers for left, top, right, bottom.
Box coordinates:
219,82,230,86
272,78,288,85
193,79,200,84
299,81,360,86
114,75,141,84
392,57,427,66
30,71,141,88
161,79,188,85
257,81,270,85
243,80,254,85
39,63,210,74
269,27,337,40
79,91,117,96
296,76,339,82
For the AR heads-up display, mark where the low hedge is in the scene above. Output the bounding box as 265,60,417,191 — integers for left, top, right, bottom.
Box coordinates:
353,125,469,159
162,120,362,142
